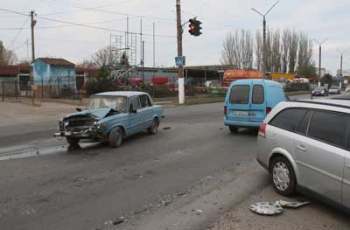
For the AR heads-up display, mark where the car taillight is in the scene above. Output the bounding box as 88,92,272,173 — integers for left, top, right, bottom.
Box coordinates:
224,106,227,116
259,123,267,138
266,107,272,114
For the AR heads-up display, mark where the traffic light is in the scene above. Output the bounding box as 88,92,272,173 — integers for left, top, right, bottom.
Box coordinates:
188,18,202,36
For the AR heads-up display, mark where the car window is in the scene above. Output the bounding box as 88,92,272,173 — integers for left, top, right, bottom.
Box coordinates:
296,111,312,135
229,85,250,104
252,85,264,104
139,95,149,108
307,111,349,149
147,95,154,106
130,97,141,110
270,108,308,132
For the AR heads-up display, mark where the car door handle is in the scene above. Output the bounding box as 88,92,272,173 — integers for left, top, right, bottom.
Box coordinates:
296,145,307,152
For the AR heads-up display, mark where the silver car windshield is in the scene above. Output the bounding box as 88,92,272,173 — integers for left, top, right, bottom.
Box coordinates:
88,96,127,112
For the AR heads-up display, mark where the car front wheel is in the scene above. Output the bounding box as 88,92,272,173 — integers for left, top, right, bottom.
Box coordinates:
270,156,296,196
109,127,123,148
66,137,79,145
148,118,159,135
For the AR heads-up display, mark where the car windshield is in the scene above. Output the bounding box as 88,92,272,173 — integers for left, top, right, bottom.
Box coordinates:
88,96,127,112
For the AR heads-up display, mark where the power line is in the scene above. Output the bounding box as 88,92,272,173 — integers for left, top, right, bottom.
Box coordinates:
7,16,30,50
0,7,176,38
49,0,176,22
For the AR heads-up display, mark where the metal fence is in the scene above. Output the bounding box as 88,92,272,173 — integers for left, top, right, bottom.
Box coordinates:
0,81,41,105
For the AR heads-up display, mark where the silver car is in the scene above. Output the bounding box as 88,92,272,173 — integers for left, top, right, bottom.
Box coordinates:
257,99,350,210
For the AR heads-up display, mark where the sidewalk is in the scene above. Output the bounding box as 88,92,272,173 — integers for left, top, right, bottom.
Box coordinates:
209,185,350,230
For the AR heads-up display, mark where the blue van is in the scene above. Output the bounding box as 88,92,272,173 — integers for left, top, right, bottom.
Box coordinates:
224,79,286,133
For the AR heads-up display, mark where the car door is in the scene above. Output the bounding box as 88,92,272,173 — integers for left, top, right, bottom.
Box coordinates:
138,94,153,129
293,110,348,204
343,152,350,208
128,96,142,134
250,81,266,123
226,83,251,122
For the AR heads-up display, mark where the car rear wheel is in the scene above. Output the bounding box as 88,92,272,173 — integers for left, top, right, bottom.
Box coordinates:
148,118,159,135
109,127,123,148
66,137,79,145
229,126,238,133
271,156,296,196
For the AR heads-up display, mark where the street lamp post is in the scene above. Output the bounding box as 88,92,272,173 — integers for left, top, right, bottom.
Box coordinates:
337,49,350,77
313,38,328,87
252,1,279,79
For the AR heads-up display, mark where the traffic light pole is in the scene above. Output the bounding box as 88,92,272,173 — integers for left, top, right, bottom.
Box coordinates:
176,0,185,104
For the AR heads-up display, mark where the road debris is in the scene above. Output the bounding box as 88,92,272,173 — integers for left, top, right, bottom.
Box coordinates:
163,127,171,130
195,209,203,215
250,202,283,216
277,200,311,209
113,217,125,225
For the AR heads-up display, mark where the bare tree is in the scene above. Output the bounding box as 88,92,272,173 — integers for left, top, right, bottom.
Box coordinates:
271,29,281,72
221,30,253,69
281,29,290,73
265,28,272,72
91,46,119,67
0,41,17,65
255,30,262,71
288,30,299,74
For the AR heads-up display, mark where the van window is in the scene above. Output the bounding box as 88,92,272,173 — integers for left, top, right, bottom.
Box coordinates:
252,85,264,104
270,108,307,132
229,85,250,104
307,111,349,149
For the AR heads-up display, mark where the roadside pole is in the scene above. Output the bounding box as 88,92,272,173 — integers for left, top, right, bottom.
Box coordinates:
176,0,185,104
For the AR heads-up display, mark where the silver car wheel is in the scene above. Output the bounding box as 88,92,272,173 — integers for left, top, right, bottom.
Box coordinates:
273,162,290,191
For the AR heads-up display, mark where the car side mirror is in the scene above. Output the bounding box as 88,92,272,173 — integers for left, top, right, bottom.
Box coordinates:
76,107,82,112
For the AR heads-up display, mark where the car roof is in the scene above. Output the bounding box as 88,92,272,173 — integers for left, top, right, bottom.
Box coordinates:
294,99,350,109
94,91,148,97
230,79,281,87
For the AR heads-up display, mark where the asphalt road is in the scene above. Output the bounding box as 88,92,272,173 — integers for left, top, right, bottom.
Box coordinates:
0,93,348,230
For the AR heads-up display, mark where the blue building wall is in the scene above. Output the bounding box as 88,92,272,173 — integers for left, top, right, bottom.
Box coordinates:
32,60,76,88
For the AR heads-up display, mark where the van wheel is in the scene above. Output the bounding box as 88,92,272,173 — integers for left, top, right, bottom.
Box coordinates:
229,126,238,133
270,156,296,196
109,127,123,148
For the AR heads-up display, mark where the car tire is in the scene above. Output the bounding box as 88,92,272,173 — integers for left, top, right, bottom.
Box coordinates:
109,127,123,148
66,137,79,145
229,126,238,133
148,118,159,135
270,156,296,196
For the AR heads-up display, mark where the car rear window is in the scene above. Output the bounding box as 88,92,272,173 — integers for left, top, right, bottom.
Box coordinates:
269,108,308,132
252,85,264,104
307,111,349,149
229,85,250,104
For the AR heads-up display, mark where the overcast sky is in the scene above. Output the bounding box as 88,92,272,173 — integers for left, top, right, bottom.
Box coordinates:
1,0,350,74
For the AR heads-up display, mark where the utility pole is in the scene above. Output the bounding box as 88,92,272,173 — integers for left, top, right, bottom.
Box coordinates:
176,0,184,104
30,11,36,62
337,49,350,77
153,22,156,78
252,1,279,79
313,38,328,87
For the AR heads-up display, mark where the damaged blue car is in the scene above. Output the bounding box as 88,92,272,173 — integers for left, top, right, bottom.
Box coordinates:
55,91,164,148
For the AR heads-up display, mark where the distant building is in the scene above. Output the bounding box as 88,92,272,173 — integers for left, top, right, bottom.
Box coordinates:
0,65,31,96
32,58,75,97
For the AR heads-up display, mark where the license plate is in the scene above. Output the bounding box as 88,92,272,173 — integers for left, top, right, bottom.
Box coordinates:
233,111,249,116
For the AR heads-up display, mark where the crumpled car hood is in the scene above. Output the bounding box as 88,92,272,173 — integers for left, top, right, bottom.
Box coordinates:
63,108,115,120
